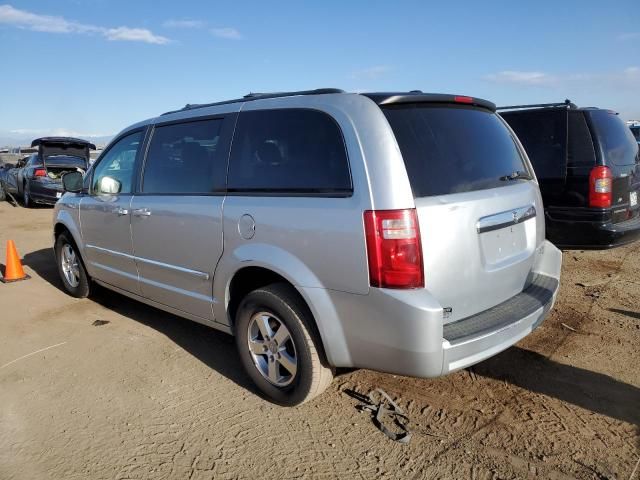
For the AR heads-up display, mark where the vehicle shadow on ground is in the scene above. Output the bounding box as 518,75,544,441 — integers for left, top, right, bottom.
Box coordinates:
22,248,62,290
20,249,640,418
474,346,640,425
89,286,260,397
22,249,258,395
608,308,640,321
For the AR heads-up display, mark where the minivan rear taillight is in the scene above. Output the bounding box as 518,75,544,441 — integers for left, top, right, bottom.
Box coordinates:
363,209,424,289
589,166,612,208
34,168,46,177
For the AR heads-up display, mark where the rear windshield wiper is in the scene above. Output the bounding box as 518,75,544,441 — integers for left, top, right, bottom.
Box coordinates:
500,171,533,181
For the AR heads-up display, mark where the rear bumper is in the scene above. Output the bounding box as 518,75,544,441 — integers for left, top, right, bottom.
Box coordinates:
305,240,561,378
28,180,63,205
546,208,640,249
441,274,557,374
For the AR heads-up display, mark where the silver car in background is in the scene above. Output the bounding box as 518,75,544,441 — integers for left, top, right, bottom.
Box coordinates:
54,89,562,405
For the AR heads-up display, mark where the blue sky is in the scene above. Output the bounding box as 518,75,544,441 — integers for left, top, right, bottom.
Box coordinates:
0,0,639,144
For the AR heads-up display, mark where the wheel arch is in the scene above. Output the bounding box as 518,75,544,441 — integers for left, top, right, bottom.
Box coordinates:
220,261,345,367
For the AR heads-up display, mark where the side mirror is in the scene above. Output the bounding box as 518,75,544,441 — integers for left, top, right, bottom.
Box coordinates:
62,171,83,193
98,176,121,194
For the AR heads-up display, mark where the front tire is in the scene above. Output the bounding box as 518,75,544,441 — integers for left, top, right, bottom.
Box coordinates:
235,283,333,406
0,181,5,202
55,232,90,298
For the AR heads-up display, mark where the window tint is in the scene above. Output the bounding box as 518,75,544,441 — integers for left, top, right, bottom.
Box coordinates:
384,105,527,197
92,131,142,195
630,126,640,141
143,119,223,194
227,109,351,193
588,110,639,166
500,109,567,179
26,155,41,167
567,111,596,167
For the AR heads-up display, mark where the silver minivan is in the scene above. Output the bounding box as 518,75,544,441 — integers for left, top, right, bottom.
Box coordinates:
55,89,562,405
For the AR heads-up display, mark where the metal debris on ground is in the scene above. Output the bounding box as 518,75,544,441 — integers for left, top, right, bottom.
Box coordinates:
92,320,110,326
561,323,578,332
346,388,412,443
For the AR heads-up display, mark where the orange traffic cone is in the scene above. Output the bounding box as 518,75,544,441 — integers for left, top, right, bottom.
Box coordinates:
1,240,30,283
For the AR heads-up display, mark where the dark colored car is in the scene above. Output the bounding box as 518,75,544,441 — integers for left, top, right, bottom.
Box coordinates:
629,122,640,145
499,101,640,249
0,137,95,207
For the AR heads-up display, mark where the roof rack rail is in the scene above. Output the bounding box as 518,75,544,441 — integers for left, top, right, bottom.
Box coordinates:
497,99,577,110
161,88,345,116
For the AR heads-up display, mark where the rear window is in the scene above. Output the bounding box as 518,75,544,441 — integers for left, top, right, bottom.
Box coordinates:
41,145,88,160
44,155,87,167
384,104,527,197
227,109,351,195
630,126,640,141
588,110,639,166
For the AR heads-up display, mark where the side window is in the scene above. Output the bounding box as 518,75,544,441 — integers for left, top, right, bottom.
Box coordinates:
567,112,596,167
227,109,351,194
26,155,40,167
501,109,567,179
142,119,223,194
92,131,142,195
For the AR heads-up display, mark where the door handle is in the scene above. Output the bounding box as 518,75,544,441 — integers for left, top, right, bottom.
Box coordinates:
133,208,152,217
116,207,130,216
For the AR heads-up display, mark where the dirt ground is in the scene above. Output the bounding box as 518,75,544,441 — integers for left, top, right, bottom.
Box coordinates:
0,201,638,480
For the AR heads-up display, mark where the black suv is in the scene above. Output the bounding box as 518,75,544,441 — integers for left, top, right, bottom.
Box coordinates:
499,101,640,249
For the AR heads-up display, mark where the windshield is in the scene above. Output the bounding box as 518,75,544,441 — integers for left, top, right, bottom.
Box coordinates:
383,104,528,197
588,111,639,165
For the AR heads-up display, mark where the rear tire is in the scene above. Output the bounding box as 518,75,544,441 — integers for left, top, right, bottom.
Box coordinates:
22,182,31,208
0,182,5,202
235,283,334,406
55,232,90,298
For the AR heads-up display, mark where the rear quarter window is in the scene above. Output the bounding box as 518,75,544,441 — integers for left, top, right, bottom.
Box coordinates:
500,109,568,178
567,111,596,168
384,104,527,197
227,109,352,195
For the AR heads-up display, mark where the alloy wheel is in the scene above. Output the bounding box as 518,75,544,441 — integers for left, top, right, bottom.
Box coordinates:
247,311,298,387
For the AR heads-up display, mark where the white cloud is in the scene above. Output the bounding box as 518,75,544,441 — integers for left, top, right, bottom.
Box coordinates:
10,128,111,138
351,65,392,80
483,67,640,91
0,4,169,44
617,32,640,41
163,19,204,29
210,27,242,40
0,4,75,32
483,70,556,86
104,27,169,45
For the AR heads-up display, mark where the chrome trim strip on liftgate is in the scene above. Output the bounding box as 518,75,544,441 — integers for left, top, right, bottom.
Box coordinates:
476,205,536,234
85,244,211,280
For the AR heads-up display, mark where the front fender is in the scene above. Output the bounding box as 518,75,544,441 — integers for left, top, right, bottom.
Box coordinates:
213,243,351,367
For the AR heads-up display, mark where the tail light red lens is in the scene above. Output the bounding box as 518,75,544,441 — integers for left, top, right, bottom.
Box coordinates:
589,166,612,208
34,168,46,177
363,209,424,289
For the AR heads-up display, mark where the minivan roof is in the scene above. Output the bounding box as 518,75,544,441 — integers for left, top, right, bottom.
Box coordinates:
161,89,496,115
